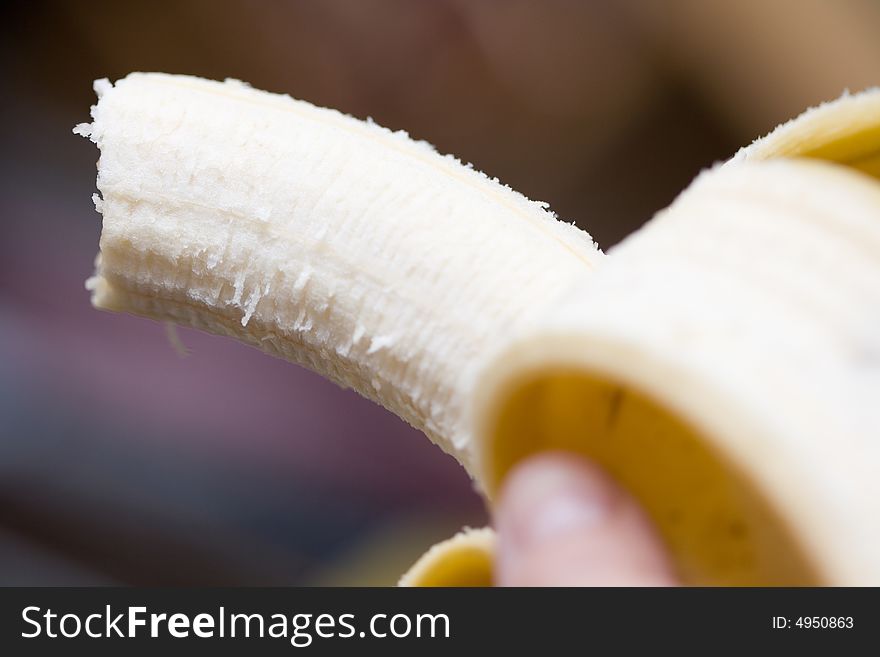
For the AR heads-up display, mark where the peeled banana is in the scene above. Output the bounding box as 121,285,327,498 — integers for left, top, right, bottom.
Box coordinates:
76,73,601,475
77,74,880,586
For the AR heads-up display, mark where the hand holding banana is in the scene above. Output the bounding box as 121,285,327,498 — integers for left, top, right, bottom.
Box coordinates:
76,74,880,586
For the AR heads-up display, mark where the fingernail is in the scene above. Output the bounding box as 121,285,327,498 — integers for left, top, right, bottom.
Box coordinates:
498,454,615,552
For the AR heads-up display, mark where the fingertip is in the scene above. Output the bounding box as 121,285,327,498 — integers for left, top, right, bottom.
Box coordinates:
494,451,678,586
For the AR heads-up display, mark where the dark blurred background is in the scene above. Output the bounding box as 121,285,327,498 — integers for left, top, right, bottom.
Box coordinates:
0,0,878,585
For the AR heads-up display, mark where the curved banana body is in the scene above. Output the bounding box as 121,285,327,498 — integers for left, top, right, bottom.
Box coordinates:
78,75,880,585
77,73,601,474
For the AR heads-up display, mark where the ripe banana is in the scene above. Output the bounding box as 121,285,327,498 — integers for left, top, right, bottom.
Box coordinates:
77,75,880,586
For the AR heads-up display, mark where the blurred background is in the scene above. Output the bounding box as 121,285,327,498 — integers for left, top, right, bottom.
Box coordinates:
0,0,878,585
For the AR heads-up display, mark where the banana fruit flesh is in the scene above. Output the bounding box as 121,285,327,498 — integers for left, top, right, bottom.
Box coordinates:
77,75,880,585
76,73,602,475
